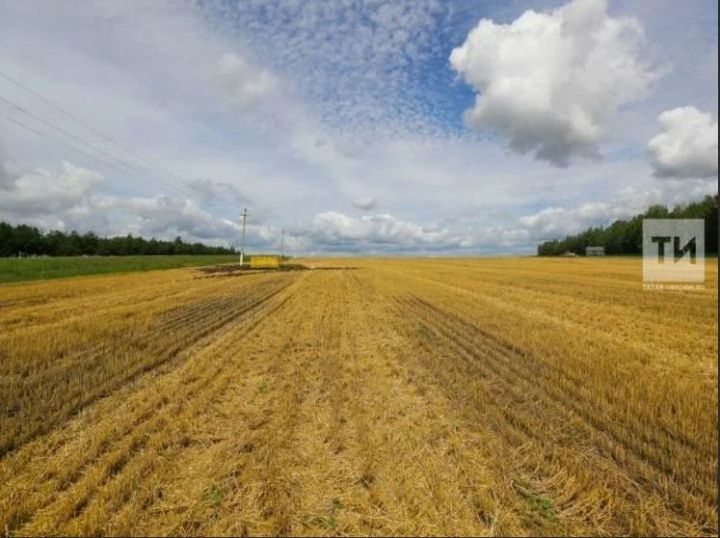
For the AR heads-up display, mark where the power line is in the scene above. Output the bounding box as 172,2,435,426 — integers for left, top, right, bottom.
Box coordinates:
0,110,146,176
0,94,191,198
0,69,193,194
0,108,191,199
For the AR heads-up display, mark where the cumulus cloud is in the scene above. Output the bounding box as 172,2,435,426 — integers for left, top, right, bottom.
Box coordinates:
0,158,255,244
518,203,628,238
450,0,656,166
516,177,718,240
293,211,468,253
647,106,718,178
115,196,237,240
0,161,103,215
114,195,278,247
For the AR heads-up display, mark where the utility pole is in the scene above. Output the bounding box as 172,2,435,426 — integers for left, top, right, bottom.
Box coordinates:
280,229,285,260
239,208,247,267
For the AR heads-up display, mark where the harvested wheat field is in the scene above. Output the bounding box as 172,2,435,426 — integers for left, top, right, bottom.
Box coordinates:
0,258,717,536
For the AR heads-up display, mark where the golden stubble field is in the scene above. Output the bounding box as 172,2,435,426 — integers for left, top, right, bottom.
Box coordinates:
0,258,717,536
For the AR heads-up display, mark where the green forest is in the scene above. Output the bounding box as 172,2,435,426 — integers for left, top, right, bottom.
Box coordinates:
0,222,236,257
537,195,718,256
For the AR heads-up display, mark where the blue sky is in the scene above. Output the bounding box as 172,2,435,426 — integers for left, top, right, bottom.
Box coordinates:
0,0,717,254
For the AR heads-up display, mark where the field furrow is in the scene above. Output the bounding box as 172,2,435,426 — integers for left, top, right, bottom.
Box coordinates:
391,294,714,534
0,272,297,455
0,272,304,533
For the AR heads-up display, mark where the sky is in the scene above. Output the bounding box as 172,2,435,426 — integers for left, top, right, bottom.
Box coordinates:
0,0,717,255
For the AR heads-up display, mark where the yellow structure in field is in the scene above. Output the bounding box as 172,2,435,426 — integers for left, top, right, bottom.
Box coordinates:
249,255,280,269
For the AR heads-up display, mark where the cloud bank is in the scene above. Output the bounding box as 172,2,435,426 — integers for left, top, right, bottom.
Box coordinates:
294,211,468,253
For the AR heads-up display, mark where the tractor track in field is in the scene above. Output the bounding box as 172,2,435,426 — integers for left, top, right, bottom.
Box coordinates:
26,292,309,537
0,273,305,533
0,274,299,457
376,265,715,377
391,293,715,534
402,294,703,460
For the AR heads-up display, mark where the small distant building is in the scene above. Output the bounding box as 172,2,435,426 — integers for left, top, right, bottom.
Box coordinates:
249,255,280,269
585,246,605,256
560,251,578,257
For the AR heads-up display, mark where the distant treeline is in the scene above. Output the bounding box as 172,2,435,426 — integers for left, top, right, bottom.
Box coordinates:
0,222,236,257
537,195,718,256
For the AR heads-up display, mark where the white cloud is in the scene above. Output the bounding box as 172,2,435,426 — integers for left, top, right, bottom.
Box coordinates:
0,158,260,244
186,179,251,207
516,177,717,240
293,211,467,253
450,0,657,166
647,106,718,178
105,195,276,247
0,161,103,215
214,52,279,107
117,196,237,241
